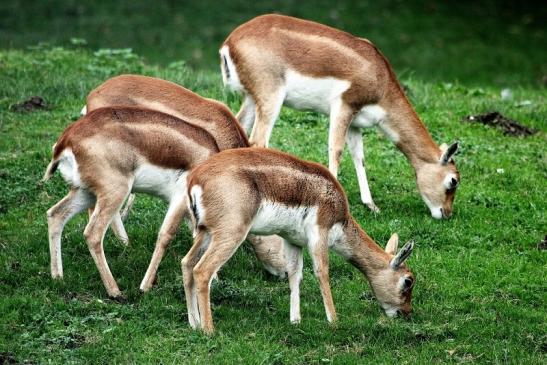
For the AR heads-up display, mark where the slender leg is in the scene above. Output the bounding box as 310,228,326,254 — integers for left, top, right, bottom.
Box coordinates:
193,228,249,334
346,127,379,212
83,185,130,298
328,99,356,178
140,192,187,292
285,243,304,324
307,228,337,323
249,87,285,147
47,188,95,278
89,208,129,246
181,229,211,329
236,94,256,135
110,213,129,246
119,194,136,222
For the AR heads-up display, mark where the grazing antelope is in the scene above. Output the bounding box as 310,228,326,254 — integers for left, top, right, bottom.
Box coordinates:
220,14,460,218
82,74,250,243
43,107,223,297
182,148,415,334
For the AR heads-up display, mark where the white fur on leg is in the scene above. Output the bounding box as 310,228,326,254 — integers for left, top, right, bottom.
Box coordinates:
48,188,95,278
286,243,303,324
346,128,379,212
236,94,256,134
110,213,129,245
120,194,136,221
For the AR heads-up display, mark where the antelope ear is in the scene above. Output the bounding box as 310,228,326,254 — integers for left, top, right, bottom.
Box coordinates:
385,233,399,255
390,240,414,269
439,142,459,165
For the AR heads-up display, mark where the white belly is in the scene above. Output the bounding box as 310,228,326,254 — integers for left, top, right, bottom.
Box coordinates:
250,202,319,246
283,69,350,115
132,163,185,201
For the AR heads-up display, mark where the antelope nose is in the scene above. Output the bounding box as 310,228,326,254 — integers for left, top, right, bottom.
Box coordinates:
441,208,452,219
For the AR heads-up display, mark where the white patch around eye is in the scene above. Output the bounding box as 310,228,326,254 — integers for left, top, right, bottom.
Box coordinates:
398,276,412,291
443,174,458,189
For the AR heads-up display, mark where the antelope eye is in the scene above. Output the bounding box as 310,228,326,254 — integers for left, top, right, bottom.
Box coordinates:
403,277,414,290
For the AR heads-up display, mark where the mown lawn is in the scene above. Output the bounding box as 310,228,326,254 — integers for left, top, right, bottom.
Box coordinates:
0,2,546,363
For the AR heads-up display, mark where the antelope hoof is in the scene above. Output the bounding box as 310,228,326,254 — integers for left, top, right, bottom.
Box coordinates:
51,272,63,280
118,237,130,246
202,326,215,336
365,202,380,213
108,290,125,302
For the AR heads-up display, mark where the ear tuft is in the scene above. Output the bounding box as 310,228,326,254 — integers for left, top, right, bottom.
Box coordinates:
385,233,399,255
440,142,459,165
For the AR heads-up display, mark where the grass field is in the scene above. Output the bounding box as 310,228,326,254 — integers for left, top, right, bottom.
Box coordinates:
1,2,546,364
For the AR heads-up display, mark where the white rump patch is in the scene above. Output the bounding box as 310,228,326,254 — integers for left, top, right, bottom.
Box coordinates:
58,149,84,188
220,45,243,91
284,69,350,115
189,185,204,228
80,105,87,116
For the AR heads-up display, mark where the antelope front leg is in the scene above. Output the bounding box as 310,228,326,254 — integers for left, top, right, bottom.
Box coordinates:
346,127,379,212
285,243,303,324
47,188,95,279
110,213,129,246
308,228,337,323
236,94,256,135
328,100,356,177
119,193,136,222
140,192,187,292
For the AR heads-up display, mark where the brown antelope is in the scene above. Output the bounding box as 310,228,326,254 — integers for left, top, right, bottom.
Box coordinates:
220,14,460,218
182,148,415,334
82,74,250,244
43,107,224,297
82,75,289,291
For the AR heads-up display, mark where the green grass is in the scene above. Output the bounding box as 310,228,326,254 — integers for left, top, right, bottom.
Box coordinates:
1,2,546,362
1,0,545,86
0,44,545,364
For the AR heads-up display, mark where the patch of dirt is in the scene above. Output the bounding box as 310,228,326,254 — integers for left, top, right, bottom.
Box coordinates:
0,352,34,365
10,96,48,112
538,235,547,250
462,111,537,137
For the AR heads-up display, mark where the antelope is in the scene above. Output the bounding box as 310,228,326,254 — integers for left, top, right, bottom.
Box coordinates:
46,99,285,297
43,107,224,298
82,74,250,244
182,148,415,334
220,14,460,219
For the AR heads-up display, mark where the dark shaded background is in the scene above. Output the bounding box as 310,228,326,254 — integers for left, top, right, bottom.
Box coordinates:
1,0,545,86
